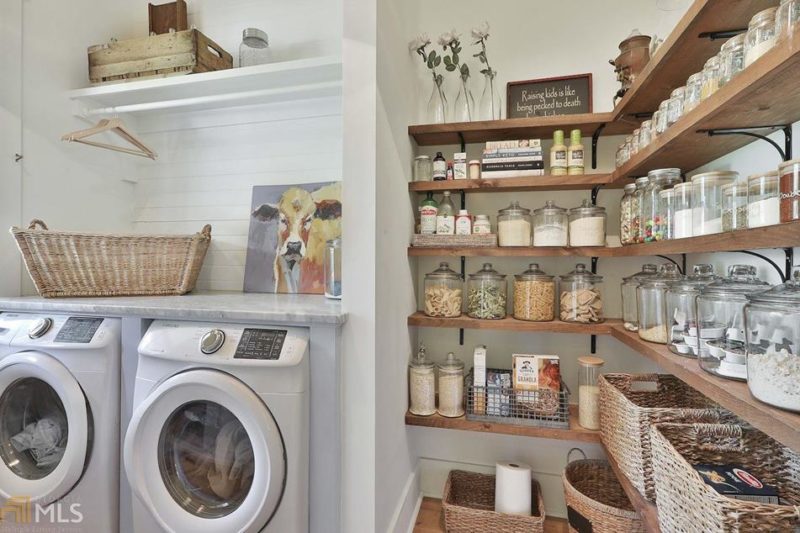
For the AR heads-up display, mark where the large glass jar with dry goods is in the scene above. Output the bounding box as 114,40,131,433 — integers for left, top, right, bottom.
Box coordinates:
578,356,605,430
639,120,653,149
654,100,670,135
666,264,720,356
560,264,604,323
632,176,650,243
721,179,748,232
620,183,637,245
513,263,555,322
568,200,606,247
719,33,746,87
424,262,463,317
697,265,770,381
745,269,800,412
621,263,658,331
779,159,800,223
666,86,686,126
637,264,684,344
701,55,721,99
467,263,507,320
673,182,693,239
776,0,800,40
497,201,532,247
692,171,738,236
642,168,681,242
747,171,781,228
616,142,629,168
409,344,436,416
745,7,779,67
437,352,465,417
657,188,677,241
684,72,704,113
630,129,640,157
533,201,568,247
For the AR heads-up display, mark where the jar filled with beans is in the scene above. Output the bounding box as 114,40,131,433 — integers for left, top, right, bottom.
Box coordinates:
513,263,556,322
424,262,463,317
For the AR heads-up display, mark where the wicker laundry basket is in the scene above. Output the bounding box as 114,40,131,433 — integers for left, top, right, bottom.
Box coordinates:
651,423,800,532
11,219,211,297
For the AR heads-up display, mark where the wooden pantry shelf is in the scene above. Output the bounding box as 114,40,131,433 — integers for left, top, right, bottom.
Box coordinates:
613,0,776,120
408,313,618,335
611,30,800,181
408,245,617,257
406,405,601,443
409,112,635,146
408,174,615,193
603,443,661,533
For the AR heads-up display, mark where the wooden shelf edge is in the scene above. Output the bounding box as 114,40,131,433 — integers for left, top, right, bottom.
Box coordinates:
408,313,619,334
602,443,661,533
408,245,617,257
408,174,614,193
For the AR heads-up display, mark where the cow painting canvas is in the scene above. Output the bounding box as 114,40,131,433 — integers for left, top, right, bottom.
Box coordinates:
244,182,342,294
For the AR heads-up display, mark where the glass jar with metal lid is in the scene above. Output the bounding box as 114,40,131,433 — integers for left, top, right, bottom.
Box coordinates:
701,55,721,99
637,264,684,344
533,201,568,247
721,179,748,232
747,171,781,228
621,263,659,331
666,86,686,126
408,344,436,416
745,268,800,412
239,28,272,67
779,158,800,223
642,169,681,242
639,120,653,149
684,72,704,112
632,176,650,243
697,265,771,381
620,184,637,245
616,142,629,168
560,263,604,323
745,7,779,67
424,262,463,317
623,136,634,161
568,200,606,247
718,33,746,87
654,99,670,135
630,129,641,156
413,155,433,182
497,201,532,247
513,263,556,321
692,171,739,236
467,263,507,319
776,0,800,41
666,264,720,356
657,188,677,240
437,352,465,417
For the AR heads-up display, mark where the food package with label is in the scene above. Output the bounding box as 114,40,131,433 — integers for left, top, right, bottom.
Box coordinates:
512,354,561,415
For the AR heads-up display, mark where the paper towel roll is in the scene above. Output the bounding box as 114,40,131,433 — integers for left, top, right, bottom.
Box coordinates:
494,461,532,516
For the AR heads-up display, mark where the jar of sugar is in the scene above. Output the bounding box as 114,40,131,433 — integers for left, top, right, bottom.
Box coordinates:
532,200,568,247
568,200,606,247
497,201,532,247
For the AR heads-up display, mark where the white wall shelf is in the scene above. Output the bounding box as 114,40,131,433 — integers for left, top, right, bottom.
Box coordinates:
68,55,342,116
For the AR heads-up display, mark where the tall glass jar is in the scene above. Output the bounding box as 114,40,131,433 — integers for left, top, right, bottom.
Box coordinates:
747,171,781,228
642,169,681,242
745,269,800,412
324,238,342,299
692,171,739,236
745,7,779,67
578,356,605,429
697,265,770,381
560,264,604,323
239,28,272,67
568,200,606,247
409,344,435,416
718,33,746,87
666,264,719,356
655,100,670,135
533,201,568,247
632,176,650,243
413,156,433,182
616,142,630,168
437,352,465,417
467,263,507,319
666,86,686,126
513,263,556,322
639,120,653,149
657,188,676,241
620,183,637,245
637,264,684,344
424,262,462,317
721,179,748,232
621,263,658,331
655,171,682,240
684,72,704,112
776,0,800,40
673,182,693,239
497,201,532,246
701,55,721,99
779,159,800,223
630,129,641,157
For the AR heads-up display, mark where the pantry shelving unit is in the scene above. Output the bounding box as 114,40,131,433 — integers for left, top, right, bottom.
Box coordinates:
408,173,615,193
408,313,619,334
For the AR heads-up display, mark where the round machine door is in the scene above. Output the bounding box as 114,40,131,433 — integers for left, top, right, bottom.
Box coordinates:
0,352,90,504
124,369,285,533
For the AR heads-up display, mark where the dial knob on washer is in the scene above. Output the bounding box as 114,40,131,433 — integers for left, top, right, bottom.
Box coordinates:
200,329,225,354
28,317,53,339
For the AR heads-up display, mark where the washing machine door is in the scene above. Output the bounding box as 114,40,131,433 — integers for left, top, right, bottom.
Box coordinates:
124,369,286,533
0,352,90,504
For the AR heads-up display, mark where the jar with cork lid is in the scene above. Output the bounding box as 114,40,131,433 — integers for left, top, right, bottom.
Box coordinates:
578,356,604,429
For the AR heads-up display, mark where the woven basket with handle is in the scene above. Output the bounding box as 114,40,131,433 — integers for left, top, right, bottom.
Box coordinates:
10,219,211,297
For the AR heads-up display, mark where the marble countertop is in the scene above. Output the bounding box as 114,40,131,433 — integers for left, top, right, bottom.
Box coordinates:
0,291,346,325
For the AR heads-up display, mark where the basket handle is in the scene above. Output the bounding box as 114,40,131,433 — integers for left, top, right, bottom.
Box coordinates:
693,423,744,452
28,219,49,231
200,224,212,238
566,447,587,464
619,373,660,391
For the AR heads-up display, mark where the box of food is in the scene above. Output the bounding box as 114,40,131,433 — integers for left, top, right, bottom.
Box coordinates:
512,354,561,393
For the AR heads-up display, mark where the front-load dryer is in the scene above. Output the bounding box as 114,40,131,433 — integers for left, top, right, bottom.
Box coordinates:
0,313,120,532
124,320,309,533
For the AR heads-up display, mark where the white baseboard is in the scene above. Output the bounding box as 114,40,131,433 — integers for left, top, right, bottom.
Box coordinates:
386,465,421,533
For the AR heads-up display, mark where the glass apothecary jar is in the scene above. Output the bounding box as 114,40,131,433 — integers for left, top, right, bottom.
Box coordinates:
513,263,555,322
324,238,342,299
620,183,638,245
667,264,719,356
719,34,746,87
642,168,681,242
697,265,770,381
666,86,686,126
673,182,693,239
745,7,778,67
568,200,606,247
776,0,800,40
623,136,634,160
467,263,507,319
701,55,721,99
560,264,604,323
632,176,650,243
639,120,653,149
779,159,800,223
424,262,462,317
437,352,465,417
745,269,800,412
578,356,605,430
497,201,532,247
692,171,738,236
655,100,670,135
533,201,568,247
239,28,272,67
409,344,435,416
747,171,781,228
630,129,641,157
721,180,748,232
637,264,684,344
684,72,704,112
621,263,658,331
413,156,433,182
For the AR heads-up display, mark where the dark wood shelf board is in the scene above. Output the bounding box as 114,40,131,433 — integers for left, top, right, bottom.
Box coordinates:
602,443,661,533
408,312,618,334
408,245,617,257
408,174,616,193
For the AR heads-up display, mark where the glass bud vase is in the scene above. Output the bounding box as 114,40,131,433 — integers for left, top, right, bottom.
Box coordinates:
453,78,475,122
478,70,502,121
426,79,448,124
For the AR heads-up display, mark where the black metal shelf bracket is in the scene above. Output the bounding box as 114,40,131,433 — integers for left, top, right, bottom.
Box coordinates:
655,254,685,274
591,124,606,170
738,250,790,282
591,185,602,206
459,253,466,345
590,257,599,354
698,28,748,40
458,132,466,153
701,125,792,161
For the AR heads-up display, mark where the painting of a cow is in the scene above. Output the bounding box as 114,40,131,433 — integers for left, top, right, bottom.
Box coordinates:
244,182,342,294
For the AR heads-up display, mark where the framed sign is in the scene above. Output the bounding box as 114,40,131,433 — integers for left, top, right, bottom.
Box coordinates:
506,74,592,119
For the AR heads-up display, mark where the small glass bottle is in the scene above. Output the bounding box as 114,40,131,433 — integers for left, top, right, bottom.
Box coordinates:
436,191,456,235
409,344,435,416
747,171,781,228
437,352,465,417
419,192,438,235
620,183,637,245
567,129,585,175
467,263,507,320
433,152,447,181
551,130,568,176
413,155,433,182
455,209,472,235
324,238,341,299
578,356,604,429
239,28,272,67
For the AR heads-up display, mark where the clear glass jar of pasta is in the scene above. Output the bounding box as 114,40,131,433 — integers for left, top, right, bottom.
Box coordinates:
424,262,463,317
513,263,555,322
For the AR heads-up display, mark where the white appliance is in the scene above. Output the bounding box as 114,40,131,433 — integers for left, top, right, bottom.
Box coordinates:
124,320,309,533
0,312,120,532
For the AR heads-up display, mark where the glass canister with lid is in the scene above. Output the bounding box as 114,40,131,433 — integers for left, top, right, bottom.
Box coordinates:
642,168,681,242
560,263,604,323
408,344,436,416
692,171,739,236
497,201,532,246
620,184,637,245
437,352,465,417
424,262,463,317
745,7,779,67
578,356,605,430
630,129,640,157
776,0,800,40
657,188,677,241
780,159,800,222
745,268,800,412
513,263,556,322
696,265,771,381
413,155,433,182
621,263,659,331
666,86,686,126
637,264,684,344
533,201,568,247
747,171,781,228
718,33,746,87
654,100,670,135
639,120,653,149
721,179,749,232
667,264,719,356
467,263,507,319
632,176,650,243
568,200,606,247
672,182,693,238
684,72,704,113
616,142,630,168
700,55,721,99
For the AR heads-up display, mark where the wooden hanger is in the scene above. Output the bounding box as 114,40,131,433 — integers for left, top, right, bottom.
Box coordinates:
62,118,157,160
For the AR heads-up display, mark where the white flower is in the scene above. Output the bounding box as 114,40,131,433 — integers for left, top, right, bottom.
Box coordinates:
408,34,431,52
471,21,490,41
437,29,460,48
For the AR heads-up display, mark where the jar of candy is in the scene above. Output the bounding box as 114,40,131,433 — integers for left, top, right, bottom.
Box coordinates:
642,168,681,242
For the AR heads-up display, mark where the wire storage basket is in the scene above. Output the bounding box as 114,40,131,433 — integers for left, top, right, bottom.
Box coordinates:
465,368,570,429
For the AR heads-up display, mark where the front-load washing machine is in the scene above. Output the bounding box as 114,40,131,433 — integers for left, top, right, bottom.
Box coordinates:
0,312,120,532
124,320,309,533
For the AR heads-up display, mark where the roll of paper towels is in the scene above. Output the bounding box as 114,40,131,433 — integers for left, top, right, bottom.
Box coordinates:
494,461,532,516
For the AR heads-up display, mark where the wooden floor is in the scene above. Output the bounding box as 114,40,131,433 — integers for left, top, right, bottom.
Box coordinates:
414,497,569,533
